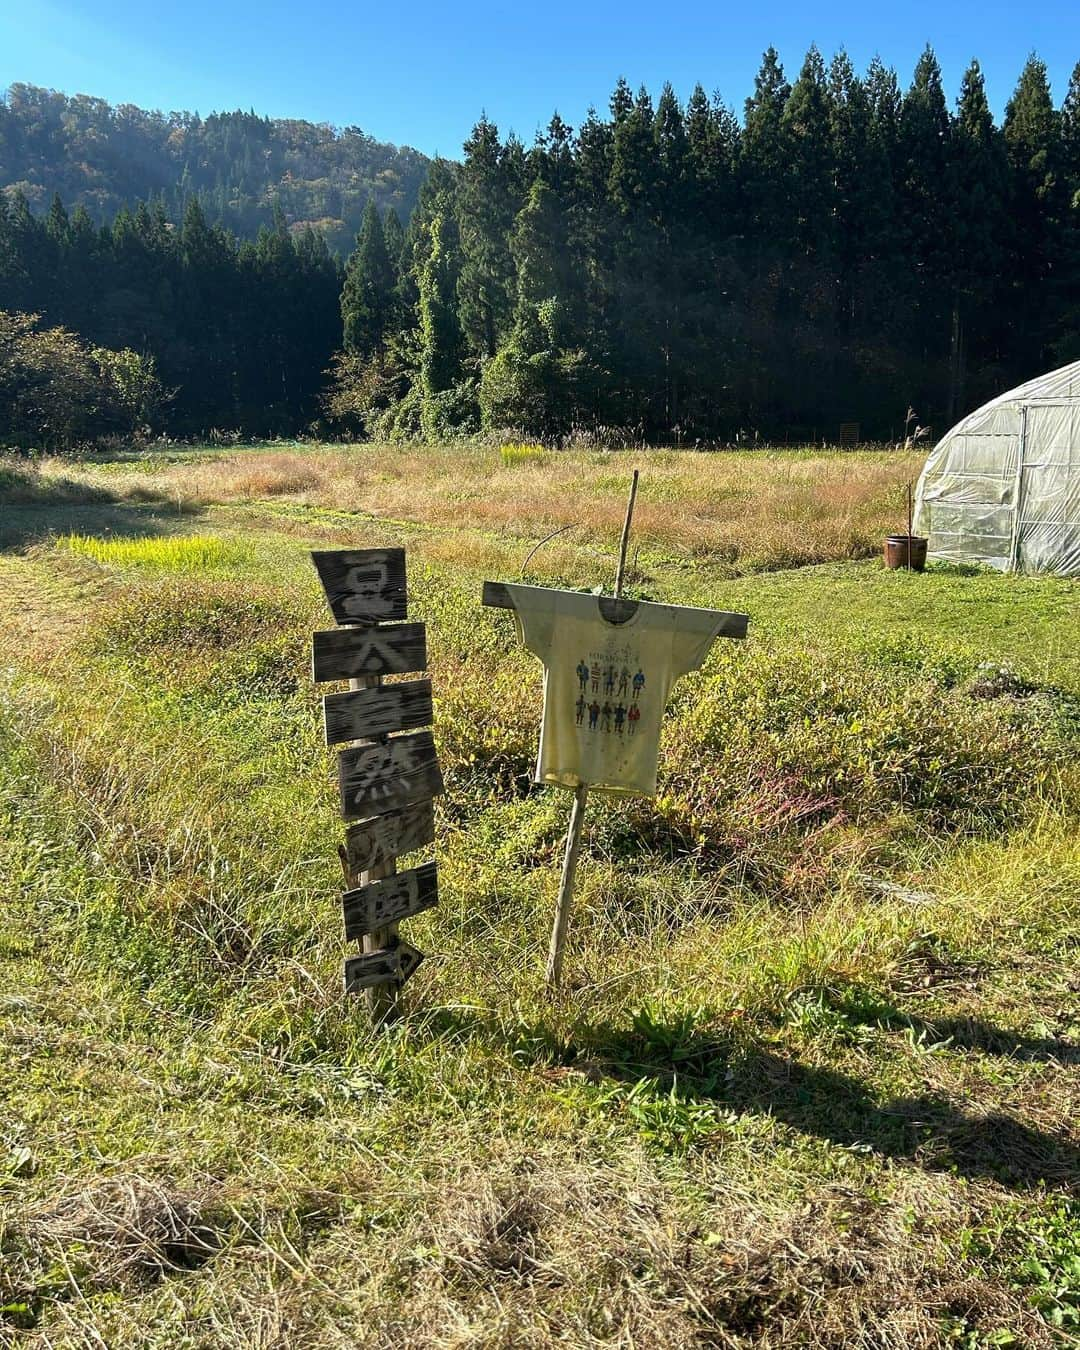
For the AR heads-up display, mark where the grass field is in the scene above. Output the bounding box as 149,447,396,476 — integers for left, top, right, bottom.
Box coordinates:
0,443,1077,1348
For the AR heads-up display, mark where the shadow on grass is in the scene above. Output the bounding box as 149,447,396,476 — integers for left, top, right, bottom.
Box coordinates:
0,463,204,551
430,1005,1080,1190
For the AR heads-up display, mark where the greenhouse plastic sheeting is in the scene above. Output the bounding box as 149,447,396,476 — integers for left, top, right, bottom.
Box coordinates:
914,358,1080,576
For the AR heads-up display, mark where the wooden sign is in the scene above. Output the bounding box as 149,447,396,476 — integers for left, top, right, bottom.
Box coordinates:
310,543,442,1013
342,861,438,940
312,623,427,682
343,940,424,992
344,799,435,874
338,730,444,820
323,679,433,746
312,548,407,625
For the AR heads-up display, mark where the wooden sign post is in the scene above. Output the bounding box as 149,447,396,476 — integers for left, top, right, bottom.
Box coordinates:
310,548,443,1021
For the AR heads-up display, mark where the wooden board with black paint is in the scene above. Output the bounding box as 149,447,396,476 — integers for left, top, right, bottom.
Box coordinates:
337,729,444,820
311,548,407,624
343,940,425,992
344,799,435,874
342,861,438,939
312,623,427,682
323,679,433,745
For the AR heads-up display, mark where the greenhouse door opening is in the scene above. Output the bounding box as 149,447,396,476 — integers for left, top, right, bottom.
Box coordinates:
1011,402,1080,573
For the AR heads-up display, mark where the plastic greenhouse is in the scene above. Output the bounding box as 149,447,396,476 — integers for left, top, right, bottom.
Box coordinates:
913,359,1080,575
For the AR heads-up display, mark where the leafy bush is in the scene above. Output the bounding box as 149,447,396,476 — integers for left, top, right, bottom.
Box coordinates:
663,642,1075,864
321,349,411,439
420,380,480,441
0,309,166,450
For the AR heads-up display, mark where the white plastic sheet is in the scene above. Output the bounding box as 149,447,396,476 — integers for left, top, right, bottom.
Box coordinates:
914,359,1080,575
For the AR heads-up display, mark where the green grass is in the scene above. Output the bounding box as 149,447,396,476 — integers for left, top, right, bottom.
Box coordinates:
56,532,247,571
499,441,549,467
0,445,1076,1347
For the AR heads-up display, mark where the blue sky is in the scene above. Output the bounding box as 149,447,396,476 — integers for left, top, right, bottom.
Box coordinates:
3,0,1078,157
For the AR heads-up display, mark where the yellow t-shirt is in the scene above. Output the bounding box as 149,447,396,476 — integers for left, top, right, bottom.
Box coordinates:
500,584,748,797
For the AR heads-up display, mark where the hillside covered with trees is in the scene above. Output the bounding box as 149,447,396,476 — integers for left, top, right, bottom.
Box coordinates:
0,83,429,252
3,48,1080,444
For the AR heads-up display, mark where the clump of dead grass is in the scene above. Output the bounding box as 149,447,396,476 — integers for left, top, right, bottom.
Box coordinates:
290,1156,1051,1349
3,1175,220,1319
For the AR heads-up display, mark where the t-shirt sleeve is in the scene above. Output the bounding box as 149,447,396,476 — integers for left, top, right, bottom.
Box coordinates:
501,584,556,658
670,608,742,676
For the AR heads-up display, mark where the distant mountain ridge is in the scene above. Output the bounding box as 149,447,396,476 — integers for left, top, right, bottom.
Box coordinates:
0,82,432,252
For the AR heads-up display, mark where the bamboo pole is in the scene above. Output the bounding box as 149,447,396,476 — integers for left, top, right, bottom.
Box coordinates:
545,470,639,988
614,470,639,599
906,481,914,570
546,782,588,985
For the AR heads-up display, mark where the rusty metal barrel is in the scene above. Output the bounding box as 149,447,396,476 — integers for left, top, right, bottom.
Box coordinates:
884,534,928,571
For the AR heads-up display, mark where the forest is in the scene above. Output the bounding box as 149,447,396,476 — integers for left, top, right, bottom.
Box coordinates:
0,84,430,250
2,46,1080,444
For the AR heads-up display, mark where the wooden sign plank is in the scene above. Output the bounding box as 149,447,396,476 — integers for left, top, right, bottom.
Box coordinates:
312,549,407,625
481,580,517,611
344,799,435,874
323,679,433,746
343,947,398,991
312,623,427,682
337,730,444,821
342,861,438,940
343,940,425,993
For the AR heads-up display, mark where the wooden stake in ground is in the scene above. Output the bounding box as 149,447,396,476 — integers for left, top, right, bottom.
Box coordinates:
347,668,399,1023
906,481,914,570
545,469,639,988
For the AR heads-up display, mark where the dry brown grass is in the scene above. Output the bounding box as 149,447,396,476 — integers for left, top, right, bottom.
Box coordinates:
5,1157,1051,1349
59,443,926,571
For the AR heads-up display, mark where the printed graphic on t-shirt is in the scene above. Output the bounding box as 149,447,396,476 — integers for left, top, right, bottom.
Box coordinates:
566,633,654,788
573,643,647,744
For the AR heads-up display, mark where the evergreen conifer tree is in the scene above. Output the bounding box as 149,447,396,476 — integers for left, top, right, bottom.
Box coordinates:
456,115,516,357
341,198,395,355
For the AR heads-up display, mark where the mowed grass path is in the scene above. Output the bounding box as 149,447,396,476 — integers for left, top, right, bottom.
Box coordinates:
0,446,1077,1348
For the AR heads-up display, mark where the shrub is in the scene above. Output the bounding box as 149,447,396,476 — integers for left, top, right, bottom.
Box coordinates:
420,380,480,441
321,349,410,439
0,309,166,450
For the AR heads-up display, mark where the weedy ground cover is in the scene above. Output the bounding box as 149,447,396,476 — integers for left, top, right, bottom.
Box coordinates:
0,445,1076,1347
56,532,249,571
